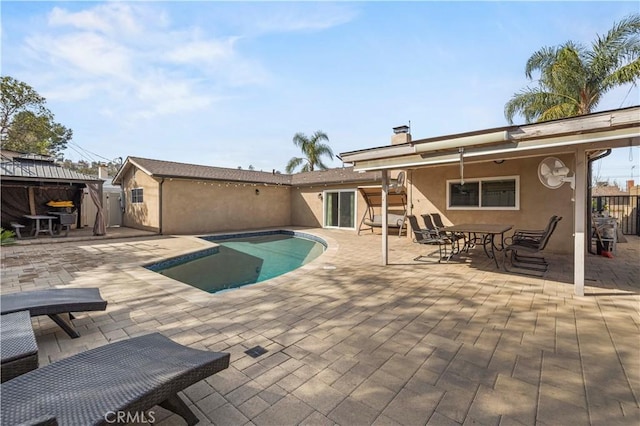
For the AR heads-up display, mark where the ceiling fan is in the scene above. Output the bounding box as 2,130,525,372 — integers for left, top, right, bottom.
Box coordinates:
538,157,575,189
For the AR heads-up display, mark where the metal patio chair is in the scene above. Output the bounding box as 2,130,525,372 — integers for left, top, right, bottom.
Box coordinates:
503,216,562,274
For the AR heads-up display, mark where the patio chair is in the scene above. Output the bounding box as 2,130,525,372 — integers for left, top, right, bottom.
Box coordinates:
505,215,560,247
407,215,454,262
0,332,230,426
503,216,562,274
0,288,107,339
424,213,466,249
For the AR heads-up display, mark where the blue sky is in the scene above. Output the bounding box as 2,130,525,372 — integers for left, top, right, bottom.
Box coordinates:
2,1,639,183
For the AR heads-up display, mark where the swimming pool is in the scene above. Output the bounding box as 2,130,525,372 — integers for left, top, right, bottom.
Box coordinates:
145,231,326,293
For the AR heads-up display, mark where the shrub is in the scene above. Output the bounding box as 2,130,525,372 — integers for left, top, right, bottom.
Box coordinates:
0,228,17,245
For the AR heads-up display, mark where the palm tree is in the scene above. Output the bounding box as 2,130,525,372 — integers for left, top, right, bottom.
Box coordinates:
285,130,334,173
505,14,640,124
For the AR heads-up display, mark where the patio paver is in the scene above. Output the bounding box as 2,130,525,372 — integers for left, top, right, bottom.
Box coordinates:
1,228,638,425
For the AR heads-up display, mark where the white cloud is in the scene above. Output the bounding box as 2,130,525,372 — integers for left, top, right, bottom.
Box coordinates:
47,3,160,36
242,3,358,34
18,3,269,120
164,37,238,64
12,2,357,123
26,31,133,78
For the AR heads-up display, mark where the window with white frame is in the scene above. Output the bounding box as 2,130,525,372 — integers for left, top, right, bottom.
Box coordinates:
131,188,144,203
446,176,519,210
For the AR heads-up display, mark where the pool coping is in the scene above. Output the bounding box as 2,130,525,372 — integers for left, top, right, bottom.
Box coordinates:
118,228,338,306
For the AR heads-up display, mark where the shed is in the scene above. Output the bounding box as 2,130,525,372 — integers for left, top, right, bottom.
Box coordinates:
1,151,106,234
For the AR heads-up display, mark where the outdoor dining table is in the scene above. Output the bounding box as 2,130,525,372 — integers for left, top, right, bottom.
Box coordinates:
439,223,513,269
23,215,56,237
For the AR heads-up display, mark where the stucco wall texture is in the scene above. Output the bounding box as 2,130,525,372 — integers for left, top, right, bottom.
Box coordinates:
161,179,291,234
121,167,160,232
409,154,575,253
121,153,576,254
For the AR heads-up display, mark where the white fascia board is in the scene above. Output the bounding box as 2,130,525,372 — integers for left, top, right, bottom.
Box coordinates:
340,144,415,162
413,130,510,153
353,127,640,172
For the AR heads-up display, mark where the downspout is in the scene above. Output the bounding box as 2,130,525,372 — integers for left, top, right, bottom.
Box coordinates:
587,149,611,254
159,178,164,235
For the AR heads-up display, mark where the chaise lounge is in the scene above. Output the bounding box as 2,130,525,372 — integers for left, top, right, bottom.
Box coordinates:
0,288,107,339
1,333,230,426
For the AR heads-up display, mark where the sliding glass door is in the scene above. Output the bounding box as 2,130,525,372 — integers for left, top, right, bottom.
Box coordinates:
324,190,355,229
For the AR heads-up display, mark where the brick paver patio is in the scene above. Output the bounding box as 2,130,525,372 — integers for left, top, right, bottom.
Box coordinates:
1,228,638,425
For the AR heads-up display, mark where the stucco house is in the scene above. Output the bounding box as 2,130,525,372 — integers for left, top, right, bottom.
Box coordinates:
111,107,638,295
339,106,640,295
111,157,391,235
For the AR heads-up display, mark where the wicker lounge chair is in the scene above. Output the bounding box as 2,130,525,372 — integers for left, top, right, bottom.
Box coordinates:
0,288,107,339
1,333,230,426
1,311,39,383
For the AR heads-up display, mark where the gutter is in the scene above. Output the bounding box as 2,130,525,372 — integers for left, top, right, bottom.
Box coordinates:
587,149,612,254
159,178,164,235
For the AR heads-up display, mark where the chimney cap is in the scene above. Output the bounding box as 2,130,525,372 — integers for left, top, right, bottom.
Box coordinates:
393,125,410,134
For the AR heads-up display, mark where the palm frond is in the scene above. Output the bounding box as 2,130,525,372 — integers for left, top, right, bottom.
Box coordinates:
508,14,639,123
600,57,640,91
525,46,560,80
285,157,305,174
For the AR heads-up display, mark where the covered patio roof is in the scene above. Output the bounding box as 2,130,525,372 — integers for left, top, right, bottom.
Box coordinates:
341,107,639,171
339,107,640,296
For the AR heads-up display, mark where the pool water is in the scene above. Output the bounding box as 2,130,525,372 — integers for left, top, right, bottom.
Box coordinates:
153,234,325,293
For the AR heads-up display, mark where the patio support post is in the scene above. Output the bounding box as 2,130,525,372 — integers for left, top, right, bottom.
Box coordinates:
382,169,389,265
574,147,587,296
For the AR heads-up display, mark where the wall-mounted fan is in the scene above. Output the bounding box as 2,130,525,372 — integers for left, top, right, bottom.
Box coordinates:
538,157,575,189
390,171,405,193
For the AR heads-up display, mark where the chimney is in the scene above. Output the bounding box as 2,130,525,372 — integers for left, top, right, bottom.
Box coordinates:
391,125,411,145
627,180,635,193
98,164,108,179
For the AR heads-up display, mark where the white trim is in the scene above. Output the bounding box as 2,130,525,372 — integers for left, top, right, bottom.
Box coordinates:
322,189,358,230
446,175,520,210
131,187,144,204
351,128,639,172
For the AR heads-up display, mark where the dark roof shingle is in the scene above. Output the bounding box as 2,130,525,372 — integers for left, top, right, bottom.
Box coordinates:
120,156,381,187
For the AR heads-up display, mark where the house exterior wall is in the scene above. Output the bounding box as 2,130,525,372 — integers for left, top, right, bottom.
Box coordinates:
121,167,160,232
290,184,373,229
161,179,291,234
409,154,575,253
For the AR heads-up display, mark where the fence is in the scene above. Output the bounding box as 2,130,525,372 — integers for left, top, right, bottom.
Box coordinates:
592,195,639,235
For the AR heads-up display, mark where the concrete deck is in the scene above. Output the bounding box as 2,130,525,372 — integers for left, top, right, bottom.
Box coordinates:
1,229,638,425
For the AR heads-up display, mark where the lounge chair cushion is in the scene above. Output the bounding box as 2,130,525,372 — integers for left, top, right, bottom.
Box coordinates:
1,333,230,426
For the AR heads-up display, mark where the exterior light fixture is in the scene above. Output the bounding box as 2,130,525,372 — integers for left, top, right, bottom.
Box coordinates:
255,189,260,195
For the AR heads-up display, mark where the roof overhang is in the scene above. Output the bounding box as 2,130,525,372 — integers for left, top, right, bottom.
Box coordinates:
340,107,640,171
111,157,152,185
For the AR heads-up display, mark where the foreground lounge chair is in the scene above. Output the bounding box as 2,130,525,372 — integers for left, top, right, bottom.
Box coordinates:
0,288,107,339
1,311,39,383
1,333,230,426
